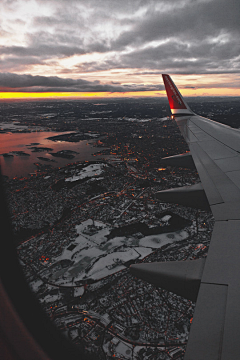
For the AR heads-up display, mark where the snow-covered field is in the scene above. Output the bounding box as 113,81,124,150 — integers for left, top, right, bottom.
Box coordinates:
139,231,189,248
49,219,189,285
65,163,107,182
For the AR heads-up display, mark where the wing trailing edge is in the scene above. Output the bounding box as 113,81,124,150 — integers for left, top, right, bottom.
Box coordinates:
155,183,210,211
130,259,205,302
161,152,196,170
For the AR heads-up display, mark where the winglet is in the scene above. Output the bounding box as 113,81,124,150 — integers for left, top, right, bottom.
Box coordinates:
162,74,194,116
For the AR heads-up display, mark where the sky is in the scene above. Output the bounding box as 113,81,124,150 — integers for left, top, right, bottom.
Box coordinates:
0,0,240,99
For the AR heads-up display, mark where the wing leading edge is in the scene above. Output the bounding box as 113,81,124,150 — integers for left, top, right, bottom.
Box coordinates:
130,75,240,359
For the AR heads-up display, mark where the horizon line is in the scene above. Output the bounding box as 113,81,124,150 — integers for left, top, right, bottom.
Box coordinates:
1,90,240,101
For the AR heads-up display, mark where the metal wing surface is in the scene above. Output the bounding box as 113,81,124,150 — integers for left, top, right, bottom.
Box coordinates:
163,74,240,360
163,74,240,359
132,75,240,359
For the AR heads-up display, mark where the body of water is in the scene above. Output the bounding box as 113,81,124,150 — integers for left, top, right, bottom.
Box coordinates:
0,131,100,178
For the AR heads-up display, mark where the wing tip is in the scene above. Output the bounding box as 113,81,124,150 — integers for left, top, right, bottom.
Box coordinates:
162,74,194,115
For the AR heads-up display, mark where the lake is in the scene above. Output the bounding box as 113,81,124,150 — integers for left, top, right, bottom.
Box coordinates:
0,131,100,178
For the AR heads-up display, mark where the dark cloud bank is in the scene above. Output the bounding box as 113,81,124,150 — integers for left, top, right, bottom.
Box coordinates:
0,73,164,92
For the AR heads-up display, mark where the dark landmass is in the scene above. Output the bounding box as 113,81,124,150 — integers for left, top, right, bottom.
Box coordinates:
0,128,31,134
10,151,30,156
30,146,53,152
1,153,14,157
49,150,78,159
50,153,74,159
47,132,99,142
37,157,56,162
12,129,31,133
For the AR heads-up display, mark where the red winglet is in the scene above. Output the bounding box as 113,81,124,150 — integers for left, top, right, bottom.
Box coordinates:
162,74,193,115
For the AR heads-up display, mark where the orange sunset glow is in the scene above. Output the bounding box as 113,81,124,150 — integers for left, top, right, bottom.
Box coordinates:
1,87,240,101
0,90,165,100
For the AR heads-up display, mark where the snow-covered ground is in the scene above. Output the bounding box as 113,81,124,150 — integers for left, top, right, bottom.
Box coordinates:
139,231,188,248
49,219,189,286
65,163,107,182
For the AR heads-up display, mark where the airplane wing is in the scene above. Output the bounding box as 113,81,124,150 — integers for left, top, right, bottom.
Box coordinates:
130,74,240,359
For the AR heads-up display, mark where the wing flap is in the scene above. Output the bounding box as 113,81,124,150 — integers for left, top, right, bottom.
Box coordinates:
187,144,224,205
186,221,240,359
221,285,240,359
130,259,205,302
185,283,228,360
190,142,240,205
202,220,240,285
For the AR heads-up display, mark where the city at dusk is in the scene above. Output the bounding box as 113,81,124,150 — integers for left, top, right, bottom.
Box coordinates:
1,1,240,359
1,94,240,359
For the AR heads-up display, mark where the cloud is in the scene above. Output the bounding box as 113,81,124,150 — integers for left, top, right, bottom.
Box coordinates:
0,44,86,58
0,72,164,92
0,0,240,87
0,57,47,73
112,0,240,48
117,39,240,74
67,37,240,76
